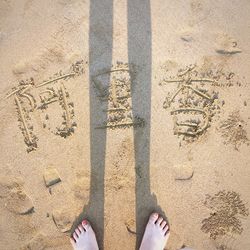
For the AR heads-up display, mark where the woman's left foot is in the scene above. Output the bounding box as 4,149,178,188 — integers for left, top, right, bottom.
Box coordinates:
70,220,99,250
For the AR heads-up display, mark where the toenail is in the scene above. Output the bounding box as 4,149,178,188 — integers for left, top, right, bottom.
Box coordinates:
82,220,88,225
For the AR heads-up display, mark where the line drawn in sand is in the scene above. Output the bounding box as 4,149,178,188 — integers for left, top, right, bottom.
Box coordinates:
93,62,144,129
10,78,37,152
14,93,38,153
201,190,249,240
7,60,84,152
160,64,222,143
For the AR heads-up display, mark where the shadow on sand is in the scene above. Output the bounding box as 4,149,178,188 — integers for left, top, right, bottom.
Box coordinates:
72,0,166,249
127,0,166,248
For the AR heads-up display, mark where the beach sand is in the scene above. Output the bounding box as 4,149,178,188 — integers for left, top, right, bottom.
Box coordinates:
0,0,250,249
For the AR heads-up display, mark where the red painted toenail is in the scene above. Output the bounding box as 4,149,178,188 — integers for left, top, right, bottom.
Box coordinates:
82,220,88,224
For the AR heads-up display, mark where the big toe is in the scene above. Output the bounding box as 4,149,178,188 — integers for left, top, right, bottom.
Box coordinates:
148,212,159,224
82,220,91,231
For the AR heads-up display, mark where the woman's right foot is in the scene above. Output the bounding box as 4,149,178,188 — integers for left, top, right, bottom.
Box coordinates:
139,213,170,250
70,220,99,250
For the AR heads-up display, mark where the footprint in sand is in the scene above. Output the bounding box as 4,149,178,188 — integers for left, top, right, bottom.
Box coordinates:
20,232,69,250
0,175,34,215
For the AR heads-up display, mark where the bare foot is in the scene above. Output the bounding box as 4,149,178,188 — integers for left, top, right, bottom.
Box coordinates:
70,220,99,250
139,213,170,250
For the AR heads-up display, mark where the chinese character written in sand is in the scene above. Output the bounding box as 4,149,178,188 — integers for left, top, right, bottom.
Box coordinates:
160,64,220,143
6,61,83,152
93,62,144,129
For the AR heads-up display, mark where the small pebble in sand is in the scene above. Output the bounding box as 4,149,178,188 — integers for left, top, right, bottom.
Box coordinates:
180,32,194,42
173,163,194,181
179,27,195,43
43,167,61,187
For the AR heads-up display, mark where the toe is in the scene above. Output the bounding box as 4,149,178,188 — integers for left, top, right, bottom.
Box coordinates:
163,224,169,235
73,232,78,241
156,216,164,226
75,228,81,236
160,220,167,229
78,224,84,233
164,230,170,241
82,220,90,230
70,237,76,246
148,213,159,224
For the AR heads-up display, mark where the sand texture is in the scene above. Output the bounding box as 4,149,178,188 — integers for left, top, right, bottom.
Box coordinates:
0,0,250,249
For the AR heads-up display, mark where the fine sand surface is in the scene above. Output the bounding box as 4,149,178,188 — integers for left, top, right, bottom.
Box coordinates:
0,1,250,249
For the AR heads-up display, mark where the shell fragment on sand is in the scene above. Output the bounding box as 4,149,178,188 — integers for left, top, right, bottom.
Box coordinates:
125,218,136,235
216,48,242,55
43,167,61,187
